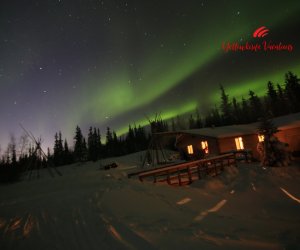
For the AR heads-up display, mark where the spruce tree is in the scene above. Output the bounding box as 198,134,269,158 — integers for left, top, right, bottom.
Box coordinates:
63,139,72,164
126,125,135,153
248,90,263,122
88,127,96,161
53,132,64,166
256,117,290,167
189,114,196,129
74,126,84,162
53,132,59,165
241,97,250,123
267,81,279,116
277,84,286,115
220,85,233,125
171,118,176,131
284,71,300,112
105,127,113,157
232,97,242,124
195,108,203,128
96,128,102,159
82,138,88,161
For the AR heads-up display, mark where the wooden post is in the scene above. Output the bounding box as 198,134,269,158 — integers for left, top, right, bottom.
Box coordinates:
177,168,182,186
187,167,192,183
167,171,171,185
214,160,218,176
197,164,202,180
220,159,224,172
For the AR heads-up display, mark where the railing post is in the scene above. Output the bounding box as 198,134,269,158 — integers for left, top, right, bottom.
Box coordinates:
153,174,157,183
177,168,182,186
167,171,171,185
197,164,202,180
187,167,192,184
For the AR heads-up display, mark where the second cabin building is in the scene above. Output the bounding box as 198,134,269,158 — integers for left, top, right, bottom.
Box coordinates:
157,113,300,161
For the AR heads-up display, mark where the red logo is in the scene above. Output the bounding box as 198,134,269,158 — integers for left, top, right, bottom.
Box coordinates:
221,25,293,52
253,26,269,38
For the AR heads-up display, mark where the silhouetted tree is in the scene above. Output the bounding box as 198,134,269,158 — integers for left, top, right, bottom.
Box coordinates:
195,108,203,128
277,84,286,115
205,106,222,127
171,118,176,131
256,117,290,167
176,115,185,130
189,114,196,129
105,127,114,157
63,139,72,164
53,132,64,166
241,97,251,123
284,71,300,112
88,127,98,161
74,126,85,162
266,81,280,116
220,85,233,125
82,138,88,161
248,90,263,122
96,128,102,159
232,97,242,123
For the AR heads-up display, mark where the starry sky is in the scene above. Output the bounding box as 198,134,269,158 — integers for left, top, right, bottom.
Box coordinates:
1,0,300,151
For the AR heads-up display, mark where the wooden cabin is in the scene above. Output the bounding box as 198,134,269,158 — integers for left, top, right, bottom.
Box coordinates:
157,113,300,161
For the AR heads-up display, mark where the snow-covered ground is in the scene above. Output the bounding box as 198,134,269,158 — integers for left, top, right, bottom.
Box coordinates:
1,152,300,250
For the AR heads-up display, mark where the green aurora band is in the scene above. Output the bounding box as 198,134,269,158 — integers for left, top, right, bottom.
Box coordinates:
69,3,300,137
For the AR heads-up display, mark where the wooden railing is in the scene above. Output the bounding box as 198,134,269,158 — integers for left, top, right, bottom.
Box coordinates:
129,153,236,186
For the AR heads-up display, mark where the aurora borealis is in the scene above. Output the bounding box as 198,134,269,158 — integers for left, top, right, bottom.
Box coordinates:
1,0,300,150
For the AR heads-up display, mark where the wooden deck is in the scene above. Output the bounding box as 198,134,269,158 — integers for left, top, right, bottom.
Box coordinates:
128,153,236,186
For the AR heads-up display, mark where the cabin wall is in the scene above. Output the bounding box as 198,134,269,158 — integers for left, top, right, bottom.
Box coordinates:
176,135,219,159
174,125,300,161
276,127,300,152
218,134,261,159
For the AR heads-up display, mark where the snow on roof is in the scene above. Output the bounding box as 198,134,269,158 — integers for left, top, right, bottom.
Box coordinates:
181,112,300,139
273,112,300,130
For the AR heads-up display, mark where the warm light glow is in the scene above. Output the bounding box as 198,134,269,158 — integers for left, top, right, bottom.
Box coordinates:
258,135,264,142
235,137,244,150
201,141,209,154
187,145,194,154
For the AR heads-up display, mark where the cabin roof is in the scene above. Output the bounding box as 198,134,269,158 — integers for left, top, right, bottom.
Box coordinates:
155,112,300,139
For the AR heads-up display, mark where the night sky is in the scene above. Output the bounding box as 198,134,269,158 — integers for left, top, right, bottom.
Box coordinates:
1,0,300,151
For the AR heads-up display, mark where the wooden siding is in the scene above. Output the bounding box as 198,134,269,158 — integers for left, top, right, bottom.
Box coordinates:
175,134,219,158
276,127,300,152
174,125,300,161
218,134,260,159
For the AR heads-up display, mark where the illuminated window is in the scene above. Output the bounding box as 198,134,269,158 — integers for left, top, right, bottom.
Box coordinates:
258,135,264,142
235,137,244,150
201,141,209,154
187,145,194,154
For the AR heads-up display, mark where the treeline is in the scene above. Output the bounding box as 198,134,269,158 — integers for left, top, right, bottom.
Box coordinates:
0,136,47,182
1,71,299,182
180,71,300,129
49,124,149,166
0,123,150,182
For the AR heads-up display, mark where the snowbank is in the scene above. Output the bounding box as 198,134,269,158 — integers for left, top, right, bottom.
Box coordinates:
0,154,300,250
